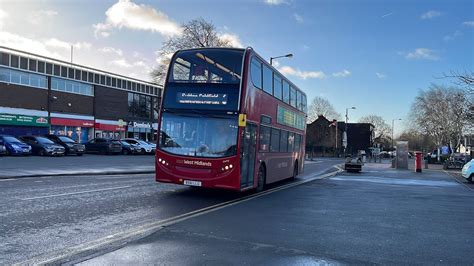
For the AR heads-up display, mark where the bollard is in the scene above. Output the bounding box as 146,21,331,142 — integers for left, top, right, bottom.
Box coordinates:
415,152,422,173
424,159,428,169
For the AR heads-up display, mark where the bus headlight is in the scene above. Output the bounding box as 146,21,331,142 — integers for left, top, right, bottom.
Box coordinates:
221,164,233,172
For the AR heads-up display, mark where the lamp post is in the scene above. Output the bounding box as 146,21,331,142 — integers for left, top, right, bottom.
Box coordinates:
391,118,402,150
344,107,356,156
270,53,293,65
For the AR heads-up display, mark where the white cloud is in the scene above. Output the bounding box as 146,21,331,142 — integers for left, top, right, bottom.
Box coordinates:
443,30,462,41
45,38,92,51
278,66,326,79
100,46,123,56
28,9,58,25
294,13,304,23
218,33,244,48
381,12,393,18
0,31,63,58
403,48,439,60
0,9,8,29
332,69,351,78
420,10,441,20
263,0,288,5
110,58,133,68
463,21,474,27
376,72,386,79
93,0,181,38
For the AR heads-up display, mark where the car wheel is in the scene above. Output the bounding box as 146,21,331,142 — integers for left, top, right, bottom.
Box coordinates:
99,148,107,155
39,149,46,156
467,174,473,183
141,148,146,155
5,149,10,156
123,149,129,155
77,153,83,156
256,165,266,192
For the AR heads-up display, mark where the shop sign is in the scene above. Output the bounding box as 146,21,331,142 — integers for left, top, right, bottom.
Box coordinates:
51,118,94,127
0,113,49,127
128,121,151,129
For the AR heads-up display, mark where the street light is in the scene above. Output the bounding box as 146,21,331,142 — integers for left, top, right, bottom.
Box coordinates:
270,53,293,65
391,118,402,149
344,107,356,156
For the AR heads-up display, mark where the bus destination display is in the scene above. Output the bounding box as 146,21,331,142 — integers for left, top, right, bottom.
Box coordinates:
177,92,228,105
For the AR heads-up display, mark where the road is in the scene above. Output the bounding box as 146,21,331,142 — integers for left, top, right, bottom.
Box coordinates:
0,158,341,264
80,162,474,265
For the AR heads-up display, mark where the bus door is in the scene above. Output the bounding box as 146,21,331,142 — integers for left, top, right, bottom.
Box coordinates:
240,123,257,189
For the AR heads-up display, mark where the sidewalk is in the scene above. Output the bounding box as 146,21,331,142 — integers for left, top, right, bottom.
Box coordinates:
0,155,155,178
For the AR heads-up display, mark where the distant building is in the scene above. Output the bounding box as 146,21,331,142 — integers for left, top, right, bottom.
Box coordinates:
306,115,374,157
306,115,344,157
0,46,162,142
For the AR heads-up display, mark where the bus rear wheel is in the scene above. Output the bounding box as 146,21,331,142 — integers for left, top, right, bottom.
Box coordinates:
257,166,266,192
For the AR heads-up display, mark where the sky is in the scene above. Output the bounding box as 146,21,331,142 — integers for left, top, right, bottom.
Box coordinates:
0,0,473,136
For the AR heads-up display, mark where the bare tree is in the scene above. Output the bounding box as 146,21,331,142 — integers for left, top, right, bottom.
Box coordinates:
307,96,341,123
442,70,474,93
409,84,471,158
358,115,391,146
151,18,233,84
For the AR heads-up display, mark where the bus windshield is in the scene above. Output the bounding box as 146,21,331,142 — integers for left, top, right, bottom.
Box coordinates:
159,112,238,158
168,49,244,84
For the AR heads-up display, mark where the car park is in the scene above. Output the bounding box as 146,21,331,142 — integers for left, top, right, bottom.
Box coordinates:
19,136,65,156
0,135,32,156
461,159,473,183
122,138,156,154
85,138,122,155
120,140,141,155
44,135,85,156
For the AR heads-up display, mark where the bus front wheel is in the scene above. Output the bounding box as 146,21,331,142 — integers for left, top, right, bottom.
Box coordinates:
257,166,266,192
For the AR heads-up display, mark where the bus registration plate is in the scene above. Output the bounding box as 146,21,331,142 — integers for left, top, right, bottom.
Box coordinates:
183,180,202,187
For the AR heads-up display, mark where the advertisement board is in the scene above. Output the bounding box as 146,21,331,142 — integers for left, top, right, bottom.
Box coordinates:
0,113,49,127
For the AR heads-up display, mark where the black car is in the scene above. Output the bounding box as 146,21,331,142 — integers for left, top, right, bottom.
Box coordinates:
120,140,141,155
44,135,85,156
85,138,122,155
19,136,65,156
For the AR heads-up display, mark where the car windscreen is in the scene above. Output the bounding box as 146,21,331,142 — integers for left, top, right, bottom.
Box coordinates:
58,136,75,143
36,137,55,144
3,136,22,143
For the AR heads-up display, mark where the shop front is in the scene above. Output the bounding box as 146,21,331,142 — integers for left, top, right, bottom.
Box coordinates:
127,121,152,141
0,112,49,136
50,115,94,143
94,119,126,139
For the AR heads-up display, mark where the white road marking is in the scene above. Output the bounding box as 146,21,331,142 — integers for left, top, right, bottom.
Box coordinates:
21,186,132,200
0,178,18,182
304,161,323,164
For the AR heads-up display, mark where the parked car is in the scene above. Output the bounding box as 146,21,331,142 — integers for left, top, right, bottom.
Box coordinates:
120,140,141,155
19,135,65,156
0,140,7,156
461,159,473,183
44,134,85,156
85,138,122,155
122,138,156,154
0,135,32,155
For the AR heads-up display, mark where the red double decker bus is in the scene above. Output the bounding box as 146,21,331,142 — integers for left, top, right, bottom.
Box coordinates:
156,47,307,191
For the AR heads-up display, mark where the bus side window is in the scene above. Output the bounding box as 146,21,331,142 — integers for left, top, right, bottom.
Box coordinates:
251,57,262,89
290,86,297,107
294,134,301,152
280,130,288,152
297,90,302,111
273,74,282,100
259,126,271,152
288,132,295,152
302,94,307,113
262,64,272,94
283,80,290,104
270,128,280,152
